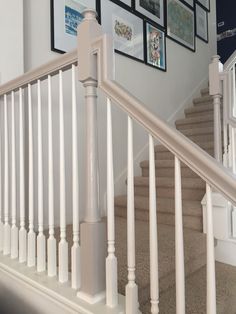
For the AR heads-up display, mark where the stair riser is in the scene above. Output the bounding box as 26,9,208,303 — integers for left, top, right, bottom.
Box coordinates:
187,134,214,143
193,101,213,107
186,108,223,118
134,187,205,200
115,207,202,231
176,121,214,130
155,152,174,160
142,167,200,178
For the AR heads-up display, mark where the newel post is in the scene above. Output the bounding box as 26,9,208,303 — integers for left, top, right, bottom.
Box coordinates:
209,55,223,162
77,10,106,303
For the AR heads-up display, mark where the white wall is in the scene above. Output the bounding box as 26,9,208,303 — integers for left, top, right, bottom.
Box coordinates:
0,0,24,83
22,0,217,224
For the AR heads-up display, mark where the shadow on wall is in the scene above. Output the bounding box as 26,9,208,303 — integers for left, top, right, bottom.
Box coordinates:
0,286,40,314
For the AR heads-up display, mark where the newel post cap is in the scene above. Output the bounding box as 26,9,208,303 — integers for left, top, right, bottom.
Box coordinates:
82,9,97,21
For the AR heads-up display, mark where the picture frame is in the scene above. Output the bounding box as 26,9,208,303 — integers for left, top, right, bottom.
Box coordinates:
196,0,210,12
196,3,208,42
182,0,194,7
145,22,166,71
166,0,195,51
51,0,96,53
134,0,164,27
100,0,144,62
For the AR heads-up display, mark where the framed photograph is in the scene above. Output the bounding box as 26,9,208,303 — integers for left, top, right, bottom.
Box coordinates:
196,0,210,11
101,0,144,61
135,0,164,27
167,0,195,51
51,0,96,53
145,22,166,70
196,3,208,42
182,0,194,7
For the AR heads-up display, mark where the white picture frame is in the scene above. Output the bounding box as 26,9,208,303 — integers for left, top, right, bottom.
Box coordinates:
135,0,164,27
101,0,144,61
51,0,96,53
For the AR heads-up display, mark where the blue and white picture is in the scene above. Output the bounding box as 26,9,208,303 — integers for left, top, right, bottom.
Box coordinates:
65,5,83,36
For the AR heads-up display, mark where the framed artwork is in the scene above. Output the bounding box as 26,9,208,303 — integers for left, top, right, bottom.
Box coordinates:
135,0,164,27
196,0,210,12
182,0,194,7
167,0,195,51
51,0,96,53
145,22,166,70
101,0,144,61
196,3,208,42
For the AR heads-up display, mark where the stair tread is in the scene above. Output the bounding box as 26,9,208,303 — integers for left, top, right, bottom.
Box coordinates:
201,87,209,95
133,176,205,189
185,103,214,114
193,95,213,104
115,195,202,216
180,126,214,136
175,114,214,126
116,217,206,296
155,141,214,152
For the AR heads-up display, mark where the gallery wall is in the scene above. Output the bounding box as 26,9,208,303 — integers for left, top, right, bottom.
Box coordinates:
22,0,217,224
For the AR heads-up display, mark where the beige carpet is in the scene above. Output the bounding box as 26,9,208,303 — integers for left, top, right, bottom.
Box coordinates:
141,262,236,314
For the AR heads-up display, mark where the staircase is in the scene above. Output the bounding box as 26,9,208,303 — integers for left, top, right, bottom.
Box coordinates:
114,86,216,311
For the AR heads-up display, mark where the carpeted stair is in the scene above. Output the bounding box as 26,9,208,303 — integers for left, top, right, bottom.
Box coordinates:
114,86,219,310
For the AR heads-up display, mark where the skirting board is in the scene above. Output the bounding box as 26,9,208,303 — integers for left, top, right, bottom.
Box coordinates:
0,254,125,314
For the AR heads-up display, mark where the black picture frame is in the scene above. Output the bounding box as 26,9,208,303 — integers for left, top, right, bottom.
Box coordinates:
144,21,167,71
182,0,194,8
166,0,196,52
196,0,210,12
134,0,165,27
195,3,208,43
50,0,97,54
100,0,145,63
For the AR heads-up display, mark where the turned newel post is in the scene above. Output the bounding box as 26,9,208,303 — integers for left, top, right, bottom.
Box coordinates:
77,9,106,303
209,55,223,163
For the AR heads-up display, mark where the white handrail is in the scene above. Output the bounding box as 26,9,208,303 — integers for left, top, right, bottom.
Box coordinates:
224,49,236,71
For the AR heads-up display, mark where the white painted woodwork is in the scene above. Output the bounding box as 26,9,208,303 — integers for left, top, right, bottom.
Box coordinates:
71,65,80,289
58,70,68,283
47,75,57,277
175,156,186,314
27,84,36,267
37,80,46,272
84,80,100,223
19,87,27,263
0,123,3,252
125,116,139,314
3,94,10,256
149,134,159,314
106,98,118,307
206,184,217,314
10,91,18,259
213,94,222,162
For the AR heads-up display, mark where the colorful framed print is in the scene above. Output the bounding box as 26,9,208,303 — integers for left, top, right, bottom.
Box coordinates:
135,0,164,27
196,3,208,42
196,0,210,12
167,0,195,51
101,0,144,61
145,22,166,70
51,0,96,53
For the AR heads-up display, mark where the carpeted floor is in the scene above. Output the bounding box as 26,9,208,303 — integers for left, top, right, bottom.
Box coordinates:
141,262,236,314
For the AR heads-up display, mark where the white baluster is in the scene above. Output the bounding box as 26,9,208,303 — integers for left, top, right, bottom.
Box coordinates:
206,184,216,314
10,91,18,259
125,116,139,313
19,88,27,263
3,94,10,255
106,98,118,307
58,70,68,283
213,94,222,162
149,134,159,314
47,75,57,277
0,121,3,252
27,84,36,267
175,156,185,314
37,80,46,272
71,65,80,289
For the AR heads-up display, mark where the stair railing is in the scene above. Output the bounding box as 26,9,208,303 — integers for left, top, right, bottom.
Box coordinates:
209,51,236,237
0,8,235,314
